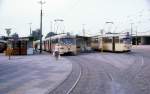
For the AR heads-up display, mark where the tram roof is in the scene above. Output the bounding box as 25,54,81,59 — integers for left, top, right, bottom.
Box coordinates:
92,33,130,38
45,33,75,40
76,35,91,38
0,40,7,43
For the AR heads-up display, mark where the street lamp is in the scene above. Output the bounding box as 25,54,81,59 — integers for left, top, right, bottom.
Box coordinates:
100,29,104,53
50,21,53,32
105,21,114,33
130,23,134,45
82,24,86,36
29,23,32,36
105,21,114,24
5,28,11,37
38,0,45,54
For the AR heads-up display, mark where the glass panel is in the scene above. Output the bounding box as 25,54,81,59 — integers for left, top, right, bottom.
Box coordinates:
103,37,112,43
123,38,131,44
60,38,75,45
115,37,119,43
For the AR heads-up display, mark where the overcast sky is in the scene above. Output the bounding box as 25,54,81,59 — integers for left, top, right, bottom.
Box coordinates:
0,0,150,37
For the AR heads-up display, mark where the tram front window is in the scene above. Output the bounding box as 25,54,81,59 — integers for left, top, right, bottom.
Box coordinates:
60,38,75,45
123,38,131,44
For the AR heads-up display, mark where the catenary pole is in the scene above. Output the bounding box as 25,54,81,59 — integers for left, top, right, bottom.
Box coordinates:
38,0,45,54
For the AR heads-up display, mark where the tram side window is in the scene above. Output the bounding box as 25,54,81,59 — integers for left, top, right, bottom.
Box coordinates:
52,39,58,44
115,37,119,43
46,41,48,45
103,37,112,43
51,40,54,44
120,39,124,43
123,38,131,44
60,38,75,45
86,38,91,46
92,38,98,43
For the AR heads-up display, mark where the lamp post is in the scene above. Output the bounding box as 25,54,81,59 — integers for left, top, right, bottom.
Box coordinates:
50,21,53,32
100,29,104,53
82,24,85,36
130,23,134,45
38,0,45,54
29,23,32,36
105,21,114,33
135,26,138,46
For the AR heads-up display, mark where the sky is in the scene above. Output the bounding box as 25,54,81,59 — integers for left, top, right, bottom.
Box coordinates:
0,0,150,37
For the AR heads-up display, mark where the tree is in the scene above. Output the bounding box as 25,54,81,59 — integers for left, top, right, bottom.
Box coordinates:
45,32,56,38
5,28,11,37
11,32,19,38
31,29,41,41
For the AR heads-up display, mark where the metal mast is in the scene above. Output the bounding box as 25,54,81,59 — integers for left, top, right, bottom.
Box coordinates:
38,0,45,54
130,23,134,45
29,23,32,36
82,24,85,36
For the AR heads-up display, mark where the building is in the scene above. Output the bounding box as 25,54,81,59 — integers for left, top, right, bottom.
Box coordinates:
132,32,150,45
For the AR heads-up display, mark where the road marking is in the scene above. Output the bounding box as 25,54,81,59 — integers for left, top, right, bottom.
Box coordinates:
66,63,82,94
106,72,113,81
141,56,144,66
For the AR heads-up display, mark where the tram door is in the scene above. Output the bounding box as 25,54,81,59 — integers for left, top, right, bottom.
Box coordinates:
112,37,115,52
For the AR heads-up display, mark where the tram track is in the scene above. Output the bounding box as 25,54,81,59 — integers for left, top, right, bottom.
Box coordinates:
81,52,146,94
103,53,146,94
84,54,125,94
48,58,82,94
96,53,145,94
68,55,116,94
66,62,82,94
99,52,145,81
49,52,147,94
49,55,113,94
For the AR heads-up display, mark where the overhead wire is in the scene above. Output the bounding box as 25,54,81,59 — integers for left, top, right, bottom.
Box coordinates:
63,0,82,17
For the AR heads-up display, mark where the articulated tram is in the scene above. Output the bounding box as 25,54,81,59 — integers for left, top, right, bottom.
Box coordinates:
91,33,132,52
34,33,132,54
34,34,77,55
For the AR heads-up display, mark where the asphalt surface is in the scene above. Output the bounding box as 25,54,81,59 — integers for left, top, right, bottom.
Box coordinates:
49,46,150,94
1,46,150,94
0,54,72,94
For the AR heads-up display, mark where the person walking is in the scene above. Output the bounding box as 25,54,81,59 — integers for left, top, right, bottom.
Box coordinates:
35,44,38,52
54,44,60,60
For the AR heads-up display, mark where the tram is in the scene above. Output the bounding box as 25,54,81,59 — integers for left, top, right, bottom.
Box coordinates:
34,34,77,55
91,33,132,52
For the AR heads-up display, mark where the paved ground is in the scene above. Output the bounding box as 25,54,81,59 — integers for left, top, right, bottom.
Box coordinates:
0,53,72,94
132,45,150,57
1,45,150,94
49,45,150,94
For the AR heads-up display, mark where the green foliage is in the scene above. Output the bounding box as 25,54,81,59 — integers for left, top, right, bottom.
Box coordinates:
45,32,57,38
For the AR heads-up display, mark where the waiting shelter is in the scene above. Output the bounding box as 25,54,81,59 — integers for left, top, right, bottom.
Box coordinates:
6,37,33,55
